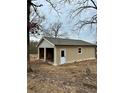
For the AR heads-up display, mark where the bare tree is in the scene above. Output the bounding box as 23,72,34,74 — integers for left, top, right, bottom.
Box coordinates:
52,22,62,38
27,0,43,72
43,22,68,38
27,0,63,72
58,0,97,31
72,0,97,30
29,14,45,37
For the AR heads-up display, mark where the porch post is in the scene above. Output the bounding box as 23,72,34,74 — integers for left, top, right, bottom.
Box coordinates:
53,47,57,66
44,48,46,62
37,48,39,59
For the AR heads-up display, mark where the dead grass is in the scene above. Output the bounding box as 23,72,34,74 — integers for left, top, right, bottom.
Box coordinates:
28,58,97,93
30,54,38,61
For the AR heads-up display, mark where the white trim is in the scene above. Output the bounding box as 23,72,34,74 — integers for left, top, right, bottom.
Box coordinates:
37,38,55,48
37,48,39,59
44,38,55,47
54,47,56,65
60,49,66,56
44,48,46,62
78,47,82,54
36,37,43,47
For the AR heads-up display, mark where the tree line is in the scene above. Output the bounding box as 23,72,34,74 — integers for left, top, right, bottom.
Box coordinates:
29,41,38,54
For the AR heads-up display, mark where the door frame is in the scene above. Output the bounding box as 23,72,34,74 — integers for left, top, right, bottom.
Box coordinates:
60,49,66,64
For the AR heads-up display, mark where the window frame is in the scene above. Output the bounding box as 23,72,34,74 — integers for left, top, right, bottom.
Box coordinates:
78,47,82,54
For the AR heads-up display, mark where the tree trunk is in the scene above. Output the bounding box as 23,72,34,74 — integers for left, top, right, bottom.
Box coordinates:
27,0,33,72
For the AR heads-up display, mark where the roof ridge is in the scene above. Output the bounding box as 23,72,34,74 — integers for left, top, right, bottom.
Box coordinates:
44,36,82,41
44,36,93,44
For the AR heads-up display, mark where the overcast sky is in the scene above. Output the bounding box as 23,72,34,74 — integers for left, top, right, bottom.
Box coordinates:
30,0,97,43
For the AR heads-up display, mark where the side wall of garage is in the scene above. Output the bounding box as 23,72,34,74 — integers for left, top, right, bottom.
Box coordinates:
55,46,96,65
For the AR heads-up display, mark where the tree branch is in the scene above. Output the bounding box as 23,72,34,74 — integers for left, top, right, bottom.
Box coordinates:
28,0,43,7
90,0,97,9
32,5,41,18
75,17,97,31
46,0,61,16
72,6,96,18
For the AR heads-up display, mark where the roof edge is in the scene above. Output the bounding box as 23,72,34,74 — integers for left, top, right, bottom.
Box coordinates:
37,36,96,47
44,38,55,46
36,37,44,47
36,37,55,47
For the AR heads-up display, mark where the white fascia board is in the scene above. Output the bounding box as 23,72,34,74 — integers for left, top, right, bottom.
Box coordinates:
44,38,55,47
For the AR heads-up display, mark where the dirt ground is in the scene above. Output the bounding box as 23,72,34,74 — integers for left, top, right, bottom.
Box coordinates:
28,56,97,93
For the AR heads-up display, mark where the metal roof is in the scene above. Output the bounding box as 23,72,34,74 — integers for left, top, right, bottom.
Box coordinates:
42,37,95,46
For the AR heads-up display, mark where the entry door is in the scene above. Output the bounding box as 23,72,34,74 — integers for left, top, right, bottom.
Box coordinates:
60,49,66,64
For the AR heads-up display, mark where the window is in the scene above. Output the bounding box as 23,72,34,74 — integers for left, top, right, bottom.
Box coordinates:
78,48,82,54
61,50,64,57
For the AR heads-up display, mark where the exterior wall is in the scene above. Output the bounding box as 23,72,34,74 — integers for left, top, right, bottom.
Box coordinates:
55,46,96,65
38,40,54,48
38,40,55,64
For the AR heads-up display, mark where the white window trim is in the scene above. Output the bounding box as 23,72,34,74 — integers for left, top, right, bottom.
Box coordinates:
60,49,66,57
78,47,82,54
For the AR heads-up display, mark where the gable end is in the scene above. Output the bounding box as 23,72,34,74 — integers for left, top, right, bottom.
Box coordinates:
38,38,55,48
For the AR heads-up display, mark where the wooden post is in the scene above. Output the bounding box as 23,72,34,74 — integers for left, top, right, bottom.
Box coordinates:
53,47,57,66
38,48,39,59
44,48,46,62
